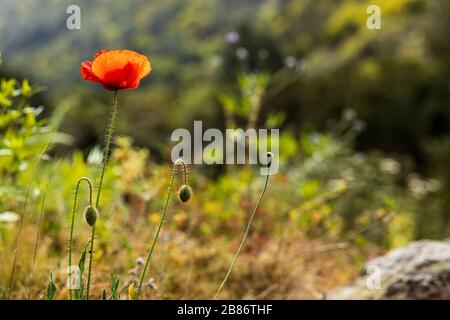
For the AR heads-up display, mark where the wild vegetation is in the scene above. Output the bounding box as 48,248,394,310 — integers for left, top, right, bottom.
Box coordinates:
0,0,449,299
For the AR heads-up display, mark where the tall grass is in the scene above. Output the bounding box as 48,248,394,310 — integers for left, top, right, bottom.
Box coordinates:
7,135,54,299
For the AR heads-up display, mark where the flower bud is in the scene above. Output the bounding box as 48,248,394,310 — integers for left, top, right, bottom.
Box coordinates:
178,184,193,203
84,206,98,227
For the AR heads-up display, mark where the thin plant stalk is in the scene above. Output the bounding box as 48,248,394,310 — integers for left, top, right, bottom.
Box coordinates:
27,156,60,300
85,226,96,300
27,185,47,299
214,171,271,299
68,177,93,300
85,89,119,300
8,135,54,299
136,164,177,299
95,89,118,207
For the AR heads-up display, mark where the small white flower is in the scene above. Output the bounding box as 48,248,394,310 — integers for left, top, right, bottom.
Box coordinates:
236,47,249,60
0,211,20,223
407,174,427,199
343,108,356,121
284,56,298,69
379,158,401,175
225,31,240,45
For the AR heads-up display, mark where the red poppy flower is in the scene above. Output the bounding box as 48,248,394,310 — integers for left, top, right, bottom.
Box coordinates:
81,50,151,91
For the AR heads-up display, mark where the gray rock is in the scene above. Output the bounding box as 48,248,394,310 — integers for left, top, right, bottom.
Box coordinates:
329,240,450,299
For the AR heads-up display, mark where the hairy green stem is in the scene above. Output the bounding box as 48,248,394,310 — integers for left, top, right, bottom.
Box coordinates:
95,90,118,207
86,89,119,300
214,172,270,299
136,164,177,299
68,177,93,300
85,225,96,300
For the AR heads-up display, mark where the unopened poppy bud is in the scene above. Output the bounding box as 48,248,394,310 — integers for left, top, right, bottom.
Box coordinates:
178,184,193,203
84,206,98,227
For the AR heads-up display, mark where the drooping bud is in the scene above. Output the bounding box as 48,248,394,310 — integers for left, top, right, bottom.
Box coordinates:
178,184,193,203
84,206,98,227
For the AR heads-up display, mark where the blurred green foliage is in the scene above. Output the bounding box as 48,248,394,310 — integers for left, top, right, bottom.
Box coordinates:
0,77,46,178
0,0,448,160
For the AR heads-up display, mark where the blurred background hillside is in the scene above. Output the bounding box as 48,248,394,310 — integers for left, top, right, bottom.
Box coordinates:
0,0,450,299
1,0,448,158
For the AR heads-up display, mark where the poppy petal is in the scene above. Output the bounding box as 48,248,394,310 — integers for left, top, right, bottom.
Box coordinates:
82,50,151,90
80,61,100,82
93,50,110,60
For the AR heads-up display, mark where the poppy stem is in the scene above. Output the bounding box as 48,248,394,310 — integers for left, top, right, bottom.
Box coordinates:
68,177,93,300
214,170,271,299
136,163,178,300
95,89,119,207
85,224,96,300
86,89,119,300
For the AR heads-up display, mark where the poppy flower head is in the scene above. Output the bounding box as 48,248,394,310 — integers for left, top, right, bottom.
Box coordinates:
81,50,151,91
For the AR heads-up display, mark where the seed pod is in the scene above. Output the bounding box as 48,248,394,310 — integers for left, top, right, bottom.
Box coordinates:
84,206,98,227
178,184,193,203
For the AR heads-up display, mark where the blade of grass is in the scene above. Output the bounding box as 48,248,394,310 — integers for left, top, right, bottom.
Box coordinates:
8,134,54,299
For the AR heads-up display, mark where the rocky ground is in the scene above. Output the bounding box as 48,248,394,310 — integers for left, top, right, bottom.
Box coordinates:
329,240,450,299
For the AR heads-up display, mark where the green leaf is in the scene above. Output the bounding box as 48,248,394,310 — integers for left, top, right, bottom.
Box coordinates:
0,93,12,107
78,246,87,275
109,273,120,300
46,272,57,300
74,243,89,300
1,79,17,96
21,79,32,97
